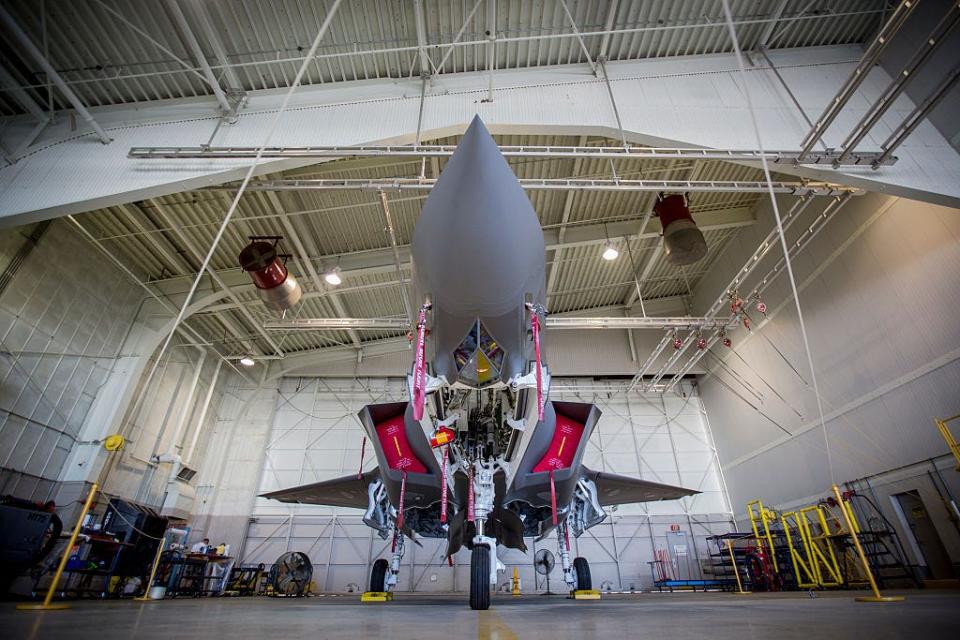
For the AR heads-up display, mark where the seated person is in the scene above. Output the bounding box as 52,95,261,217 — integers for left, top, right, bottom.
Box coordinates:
190,538,210,554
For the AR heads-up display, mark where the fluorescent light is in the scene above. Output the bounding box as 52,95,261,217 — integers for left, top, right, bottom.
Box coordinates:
239,357,255,367
602,244,619,261
324,269,342,286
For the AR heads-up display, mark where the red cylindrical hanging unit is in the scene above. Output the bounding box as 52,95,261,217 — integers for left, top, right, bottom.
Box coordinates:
238,240,302,311
654,194,708,266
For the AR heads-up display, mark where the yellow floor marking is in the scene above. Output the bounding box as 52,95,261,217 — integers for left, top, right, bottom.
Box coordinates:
477,610,519,640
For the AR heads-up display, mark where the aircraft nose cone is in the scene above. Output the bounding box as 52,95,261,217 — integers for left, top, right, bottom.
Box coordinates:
411,116,545,317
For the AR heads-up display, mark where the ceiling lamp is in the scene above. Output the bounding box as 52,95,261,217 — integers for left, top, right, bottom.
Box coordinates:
324,268,342,286
239,356,255,367
602,243,619,261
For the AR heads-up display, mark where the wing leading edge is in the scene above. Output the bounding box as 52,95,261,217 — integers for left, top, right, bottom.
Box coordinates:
581,467,699,506
260,470,380,509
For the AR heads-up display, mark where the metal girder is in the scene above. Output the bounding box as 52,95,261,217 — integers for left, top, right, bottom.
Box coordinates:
545,135,588,304
211,178,862,195
265,191,362,349
873,63,960,169
65,215,247,378
836,3,960,166
412,0,432,77
262,316,738,332
141,208,756,297
378,191,414,323
119,202,261,356
0,3,110,144
127,144,896,166
559,0,596,74
0,63,47,123
150,202,286,356
597,0,620,62
546,316,737,330
798,0,917,159
755,0,790,50
164,0,231,114
6,7,882,94
186,0,242,90
264,318,409,331
485,0,496,102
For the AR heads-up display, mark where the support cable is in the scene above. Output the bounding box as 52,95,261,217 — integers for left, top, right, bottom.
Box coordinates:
722,0,834,484
120,0,344,426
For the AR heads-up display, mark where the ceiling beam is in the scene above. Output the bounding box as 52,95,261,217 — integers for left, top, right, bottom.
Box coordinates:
149,201,286,356
164,0,231,114
262,315,737,331
545,135,587,304
143,207,756,297
0,3,110,144
412,0,432,77
185,0,242,91
265,191,363,349
127,145,896,166
211,178,861,195
120,202,261,356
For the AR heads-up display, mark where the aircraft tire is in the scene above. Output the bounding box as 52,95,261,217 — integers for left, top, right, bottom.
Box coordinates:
370,558,389,592
573,557,592,591
470,546,491,610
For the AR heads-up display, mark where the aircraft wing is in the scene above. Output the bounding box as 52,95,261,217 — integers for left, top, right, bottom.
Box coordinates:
260,470,379,509
581,467,699,506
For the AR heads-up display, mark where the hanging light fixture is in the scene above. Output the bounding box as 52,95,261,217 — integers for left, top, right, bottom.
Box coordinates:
239,356,255,367
601,224,619,260
655,193,707,266
324,267,342,286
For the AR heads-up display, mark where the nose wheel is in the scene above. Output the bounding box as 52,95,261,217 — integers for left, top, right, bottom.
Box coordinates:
470,546,491,610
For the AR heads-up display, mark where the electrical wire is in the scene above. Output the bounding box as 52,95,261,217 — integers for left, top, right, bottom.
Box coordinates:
721,0,834,484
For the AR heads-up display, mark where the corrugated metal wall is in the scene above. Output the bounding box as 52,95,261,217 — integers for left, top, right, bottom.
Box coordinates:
195,376,732,593
694,193,960,565
0,219,141,502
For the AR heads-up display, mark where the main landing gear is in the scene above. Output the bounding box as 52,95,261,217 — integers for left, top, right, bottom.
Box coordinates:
557,519,592,592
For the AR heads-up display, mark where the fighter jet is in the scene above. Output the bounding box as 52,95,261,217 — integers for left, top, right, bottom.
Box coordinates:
263,116,697,609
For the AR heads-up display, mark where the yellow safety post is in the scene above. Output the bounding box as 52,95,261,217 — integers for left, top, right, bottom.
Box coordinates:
18,483,99,611
725,539,750,594
133,531,168,602
511,567,521,596
935,414,960,471
830,485,904,603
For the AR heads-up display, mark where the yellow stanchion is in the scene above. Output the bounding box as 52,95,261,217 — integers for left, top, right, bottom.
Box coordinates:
830,484,904,603
726,540,751,594
18,483,99,611
133,531,168,602
511,567,521,596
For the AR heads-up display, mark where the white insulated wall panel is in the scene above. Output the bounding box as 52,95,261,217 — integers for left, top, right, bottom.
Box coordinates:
0,220,141,501
696,193,960,531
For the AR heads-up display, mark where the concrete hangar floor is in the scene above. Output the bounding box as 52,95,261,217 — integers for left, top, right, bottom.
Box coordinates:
5,590,960,640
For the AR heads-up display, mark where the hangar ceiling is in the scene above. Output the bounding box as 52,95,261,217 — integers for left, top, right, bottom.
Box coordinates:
73,132,770,357
2,0,946,372
0,0,885,116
